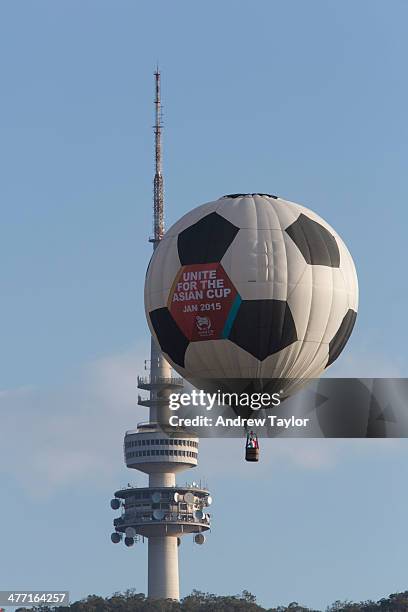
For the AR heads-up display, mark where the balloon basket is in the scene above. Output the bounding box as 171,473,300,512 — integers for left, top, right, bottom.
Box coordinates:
245,447,259,462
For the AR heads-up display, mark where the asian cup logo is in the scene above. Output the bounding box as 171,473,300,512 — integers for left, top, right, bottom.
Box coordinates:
196,315,212,334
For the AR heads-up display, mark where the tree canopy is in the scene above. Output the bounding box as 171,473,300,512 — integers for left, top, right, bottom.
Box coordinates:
15,589,408,612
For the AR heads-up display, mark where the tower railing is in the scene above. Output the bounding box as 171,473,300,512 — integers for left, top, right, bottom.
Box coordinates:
137,375,184,387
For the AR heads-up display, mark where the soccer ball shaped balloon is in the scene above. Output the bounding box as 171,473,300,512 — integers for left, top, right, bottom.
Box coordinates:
145,193,358,384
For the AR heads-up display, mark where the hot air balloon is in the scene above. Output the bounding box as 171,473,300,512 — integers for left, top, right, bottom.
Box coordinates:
145,193,358,459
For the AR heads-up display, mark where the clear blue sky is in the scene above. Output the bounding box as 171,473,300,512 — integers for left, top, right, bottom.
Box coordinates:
1,1,408,610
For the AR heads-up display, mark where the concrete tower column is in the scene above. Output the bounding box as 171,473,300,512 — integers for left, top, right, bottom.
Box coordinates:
148,536,179,600
149,472,176,488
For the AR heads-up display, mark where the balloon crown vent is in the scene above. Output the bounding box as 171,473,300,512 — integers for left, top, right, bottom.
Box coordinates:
222,193,278,199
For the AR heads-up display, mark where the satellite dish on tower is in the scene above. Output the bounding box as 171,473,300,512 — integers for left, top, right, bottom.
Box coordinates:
173,492,180,503
194,533,205,545
110,498,121,510
151,491,161,503
125,527,136,538
111,532,122,544
205,495,213,506
177,537,181,547
124,537,134,547
193,509,204,522
184,492,194,504
153,509,165,521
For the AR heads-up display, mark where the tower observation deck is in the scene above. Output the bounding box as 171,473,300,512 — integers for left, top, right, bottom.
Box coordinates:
109,70,212,601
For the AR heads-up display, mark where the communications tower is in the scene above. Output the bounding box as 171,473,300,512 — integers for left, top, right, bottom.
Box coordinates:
110,70,212,601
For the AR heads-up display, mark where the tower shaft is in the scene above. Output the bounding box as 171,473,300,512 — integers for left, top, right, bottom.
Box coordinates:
148,536,179,600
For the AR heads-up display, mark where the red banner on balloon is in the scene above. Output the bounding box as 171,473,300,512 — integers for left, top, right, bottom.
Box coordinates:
168,262,240,341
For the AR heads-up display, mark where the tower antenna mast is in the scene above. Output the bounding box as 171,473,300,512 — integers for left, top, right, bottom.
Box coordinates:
152,68,164,246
